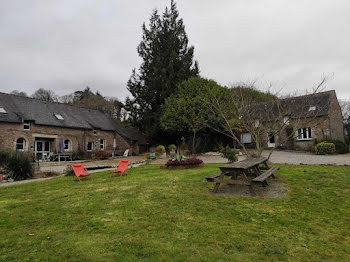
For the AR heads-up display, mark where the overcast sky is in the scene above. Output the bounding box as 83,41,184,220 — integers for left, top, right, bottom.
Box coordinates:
0,0,349,100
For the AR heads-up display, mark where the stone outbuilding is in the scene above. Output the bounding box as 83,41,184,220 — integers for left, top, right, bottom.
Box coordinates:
240,90,345,151
0,92,147,160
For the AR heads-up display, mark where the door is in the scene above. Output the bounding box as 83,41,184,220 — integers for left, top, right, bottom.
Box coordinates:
35,140,51,161
267,133,275,148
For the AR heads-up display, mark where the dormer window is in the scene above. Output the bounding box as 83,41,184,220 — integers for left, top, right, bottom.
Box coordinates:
23,121,30,130
309,106,316,111
0,107,6,114
54,114,64,120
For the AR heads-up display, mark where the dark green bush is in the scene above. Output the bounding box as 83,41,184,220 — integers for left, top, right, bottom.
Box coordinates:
0,148,12,166
220,146,237,163
315,142,336,155
64,166,74,176
345,136,350,146
315,138,349,154
1,150,33,181
333,140,350,154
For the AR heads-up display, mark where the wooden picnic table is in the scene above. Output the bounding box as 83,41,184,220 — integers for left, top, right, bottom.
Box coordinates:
206,157,279,195
51,153,72,162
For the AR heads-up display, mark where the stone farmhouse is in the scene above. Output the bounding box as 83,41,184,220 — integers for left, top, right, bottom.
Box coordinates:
240,90,345,151
0,92,147,161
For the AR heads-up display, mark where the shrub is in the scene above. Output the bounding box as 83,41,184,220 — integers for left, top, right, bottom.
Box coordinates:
64,166,74,176
33,171,60,179
332,140,349,154
220,146,237,163
156,145,166,154
168,144,177,152
72,149,88,160
315,142,336,155
345,136,350,146
94,150,110,160
0,148,12,166
315,138,349,154
2,150,33,181
165,158,203,167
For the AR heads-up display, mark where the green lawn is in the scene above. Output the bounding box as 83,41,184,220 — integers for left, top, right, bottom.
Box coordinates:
1,164,350,261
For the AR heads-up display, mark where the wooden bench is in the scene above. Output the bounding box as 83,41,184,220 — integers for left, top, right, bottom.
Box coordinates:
206,173,221,182
252,166,280,186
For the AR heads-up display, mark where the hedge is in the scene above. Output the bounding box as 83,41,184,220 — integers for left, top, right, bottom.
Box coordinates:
315,142,336,155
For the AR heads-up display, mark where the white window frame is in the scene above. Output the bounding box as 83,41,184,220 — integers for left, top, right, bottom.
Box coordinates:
87,141,94,151
100,139,105,150
254,120,260,128
297,128,312,141
309,106,316,111
93,129,98,136
241,133,252,144
23,121,30,130
64,139,71,151
283,116,290,125
16,138,26,151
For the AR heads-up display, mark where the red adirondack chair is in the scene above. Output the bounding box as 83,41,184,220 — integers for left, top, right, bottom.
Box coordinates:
71,164,91,181
112,159,130,176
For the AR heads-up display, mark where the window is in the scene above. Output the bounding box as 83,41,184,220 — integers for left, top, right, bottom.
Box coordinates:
64,139,71,151
283,116,290,125
254,120,260,127
0,107,6,114
100,139,105,150
23,121,30,130
54,114,64,120
241,133,252,144
297,128,312,141
309,106,316,111
93,129,98,135
16,138,26,151
87,142,94,151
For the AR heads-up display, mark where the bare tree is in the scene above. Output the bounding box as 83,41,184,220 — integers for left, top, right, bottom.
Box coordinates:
10,90,28,97
60,94,74,104
339,99,350,120
32,88,58,102
203,77,331,159
340,99,350,136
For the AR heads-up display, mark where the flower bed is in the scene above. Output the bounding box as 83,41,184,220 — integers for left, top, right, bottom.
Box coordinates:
162,158,204,169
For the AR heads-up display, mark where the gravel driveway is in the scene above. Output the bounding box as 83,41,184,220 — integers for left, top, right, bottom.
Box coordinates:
261,150,350,165
154,151,350,166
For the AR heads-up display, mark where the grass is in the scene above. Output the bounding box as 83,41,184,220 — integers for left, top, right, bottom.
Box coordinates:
0,164,350,261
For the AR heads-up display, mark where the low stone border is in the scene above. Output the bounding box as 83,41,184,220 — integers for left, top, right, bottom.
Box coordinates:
160,163,204,169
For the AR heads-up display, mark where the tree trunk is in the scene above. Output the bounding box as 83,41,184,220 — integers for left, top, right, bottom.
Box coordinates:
192,130,196,155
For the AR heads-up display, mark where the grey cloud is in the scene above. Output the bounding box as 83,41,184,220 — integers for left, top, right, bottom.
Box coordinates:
0,0,349,100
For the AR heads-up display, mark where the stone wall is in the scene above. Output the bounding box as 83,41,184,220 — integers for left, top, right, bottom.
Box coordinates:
328,90,345,142
0,122,130,157
261,116,331,151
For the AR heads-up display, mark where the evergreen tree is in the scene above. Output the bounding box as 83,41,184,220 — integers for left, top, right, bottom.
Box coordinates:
126,0,199,141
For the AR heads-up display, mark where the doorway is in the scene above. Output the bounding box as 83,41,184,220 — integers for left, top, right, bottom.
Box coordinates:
267,133,275,148
35,140,51,161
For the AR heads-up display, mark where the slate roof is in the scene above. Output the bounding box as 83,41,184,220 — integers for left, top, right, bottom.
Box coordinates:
116,126,148,145
249,90,334,120
0,92,119,132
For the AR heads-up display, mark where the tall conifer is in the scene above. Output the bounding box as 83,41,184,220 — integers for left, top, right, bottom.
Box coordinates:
126,0,199,141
